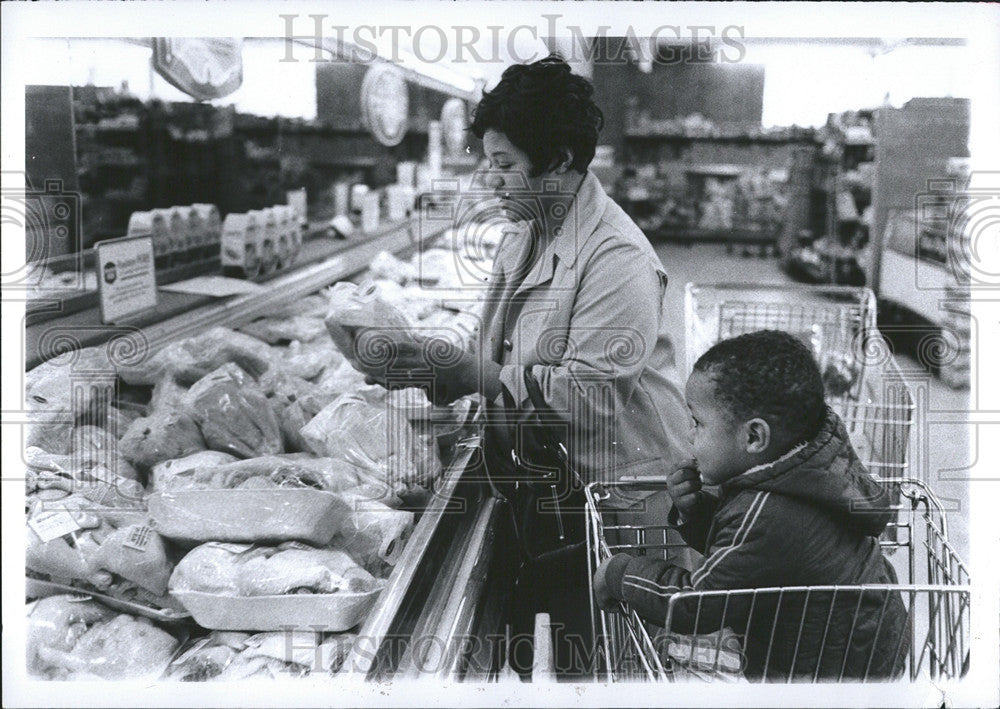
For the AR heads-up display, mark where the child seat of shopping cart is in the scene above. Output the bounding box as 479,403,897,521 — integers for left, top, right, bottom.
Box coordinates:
585,284,970,683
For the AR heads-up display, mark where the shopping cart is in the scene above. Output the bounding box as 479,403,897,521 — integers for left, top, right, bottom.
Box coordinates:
585,478,970,683
583,284,968,682
685,283,914,483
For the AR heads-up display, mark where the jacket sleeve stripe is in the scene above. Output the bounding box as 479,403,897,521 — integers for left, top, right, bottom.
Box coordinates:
622,575,681,597
690,491,769,588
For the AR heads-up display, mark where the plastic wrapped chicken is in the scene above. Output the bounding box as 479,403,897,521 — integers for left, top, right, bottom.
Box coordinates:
27,596,179,680
116,326,274,386
119,408,206,472
26,347,118,454
299,393,441,488
323,280,418,364
26,494,176,606
170,542,378,596
164,630,355,681
181,363,283,459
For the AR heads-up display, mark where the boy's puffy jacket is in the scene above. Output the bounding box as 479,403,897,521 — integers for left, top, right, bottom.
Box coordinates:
601,407,909,681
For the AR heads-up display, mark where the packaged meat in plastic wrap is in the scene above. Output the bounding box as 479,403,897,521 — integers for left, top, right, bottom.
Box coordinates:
278,338,344,381
323,280,418,362
26,348,117,424
237,315,327,345
368,250,417,285
119,408,206,472
148,457,350,545
117,326,274,386
276,453,406,505
182,363,283,459
27,596,179,680
329,490,415,574
299,393,441,488
91,523,175,596
171,542,377,595
164,630,356,680
25,446,144,497
169,542,383,631
150,451,239,491
26,496,177,611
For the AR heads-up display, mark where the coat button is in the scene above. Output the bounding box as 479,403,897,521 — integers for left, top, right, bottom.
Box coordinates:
503,339,513,352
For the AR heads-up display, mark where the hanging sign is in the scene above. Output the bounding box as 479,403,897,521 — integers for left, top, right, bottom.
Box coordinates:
360,64,409,147
96,235,158,324
152,38,244,101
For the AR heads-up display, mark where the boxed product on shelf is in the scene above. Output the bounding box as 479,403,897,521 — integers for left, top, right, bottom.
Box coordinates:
191,203,222,259
127,210,171,269
220,212,261,279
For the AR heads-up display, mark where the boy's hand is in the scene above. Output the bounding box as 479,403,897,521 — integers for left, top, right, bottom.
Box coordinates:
592,556,623,612
667,459,703,522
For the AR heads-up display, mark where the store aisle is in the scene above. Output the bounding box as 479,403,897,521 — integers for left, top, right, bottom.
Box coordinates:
653,241,971,566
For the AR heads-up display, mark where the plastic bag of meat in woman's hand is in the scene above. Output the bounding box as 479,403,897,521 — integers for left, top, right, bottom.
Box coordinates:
322,281,418,362
119,409,206,472
182,364,282,459
117,326,274,386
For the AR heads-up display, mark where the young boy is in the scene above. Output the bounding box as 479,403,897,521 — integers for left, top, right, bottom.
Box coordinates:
593,330,909,681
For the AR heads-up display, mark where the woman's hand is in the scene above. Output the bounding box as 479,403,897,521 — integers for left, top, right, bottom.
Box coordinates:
348,328,502,404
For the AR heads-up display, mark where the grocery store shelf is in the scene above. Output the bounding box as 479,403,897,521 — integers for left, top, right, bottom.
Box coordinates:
24,215,447,370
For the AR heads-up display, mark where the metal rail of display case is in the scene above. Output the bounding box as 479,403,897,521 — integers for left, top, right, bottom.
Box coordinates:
346,438,519,682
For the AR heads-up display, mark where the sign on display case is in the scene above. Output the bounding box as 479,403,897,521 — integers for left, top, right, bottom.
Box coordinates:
96,234,158,324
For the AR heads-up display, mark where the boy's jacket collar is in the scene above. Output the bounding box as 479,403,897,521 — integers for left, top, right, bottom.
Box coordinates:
720,406,895,537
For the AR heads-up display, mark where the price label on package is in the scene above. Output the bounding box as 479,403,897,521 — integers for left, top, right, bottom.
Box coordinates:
28,509,82,543
123,525,154,552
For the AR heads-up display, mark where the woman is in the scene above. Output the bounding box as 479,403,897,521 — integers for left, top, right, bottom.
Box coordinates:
352,56,692,675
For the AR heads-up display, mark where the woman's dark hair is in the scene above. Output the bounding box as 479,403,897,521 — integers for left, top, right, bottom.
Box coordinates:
470,55,604,176
693,330,827,446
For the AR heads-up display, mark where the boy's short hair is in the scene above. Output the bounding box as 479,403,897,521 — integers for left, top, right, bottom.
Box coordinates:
693,330,827,446
470,55,604,176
